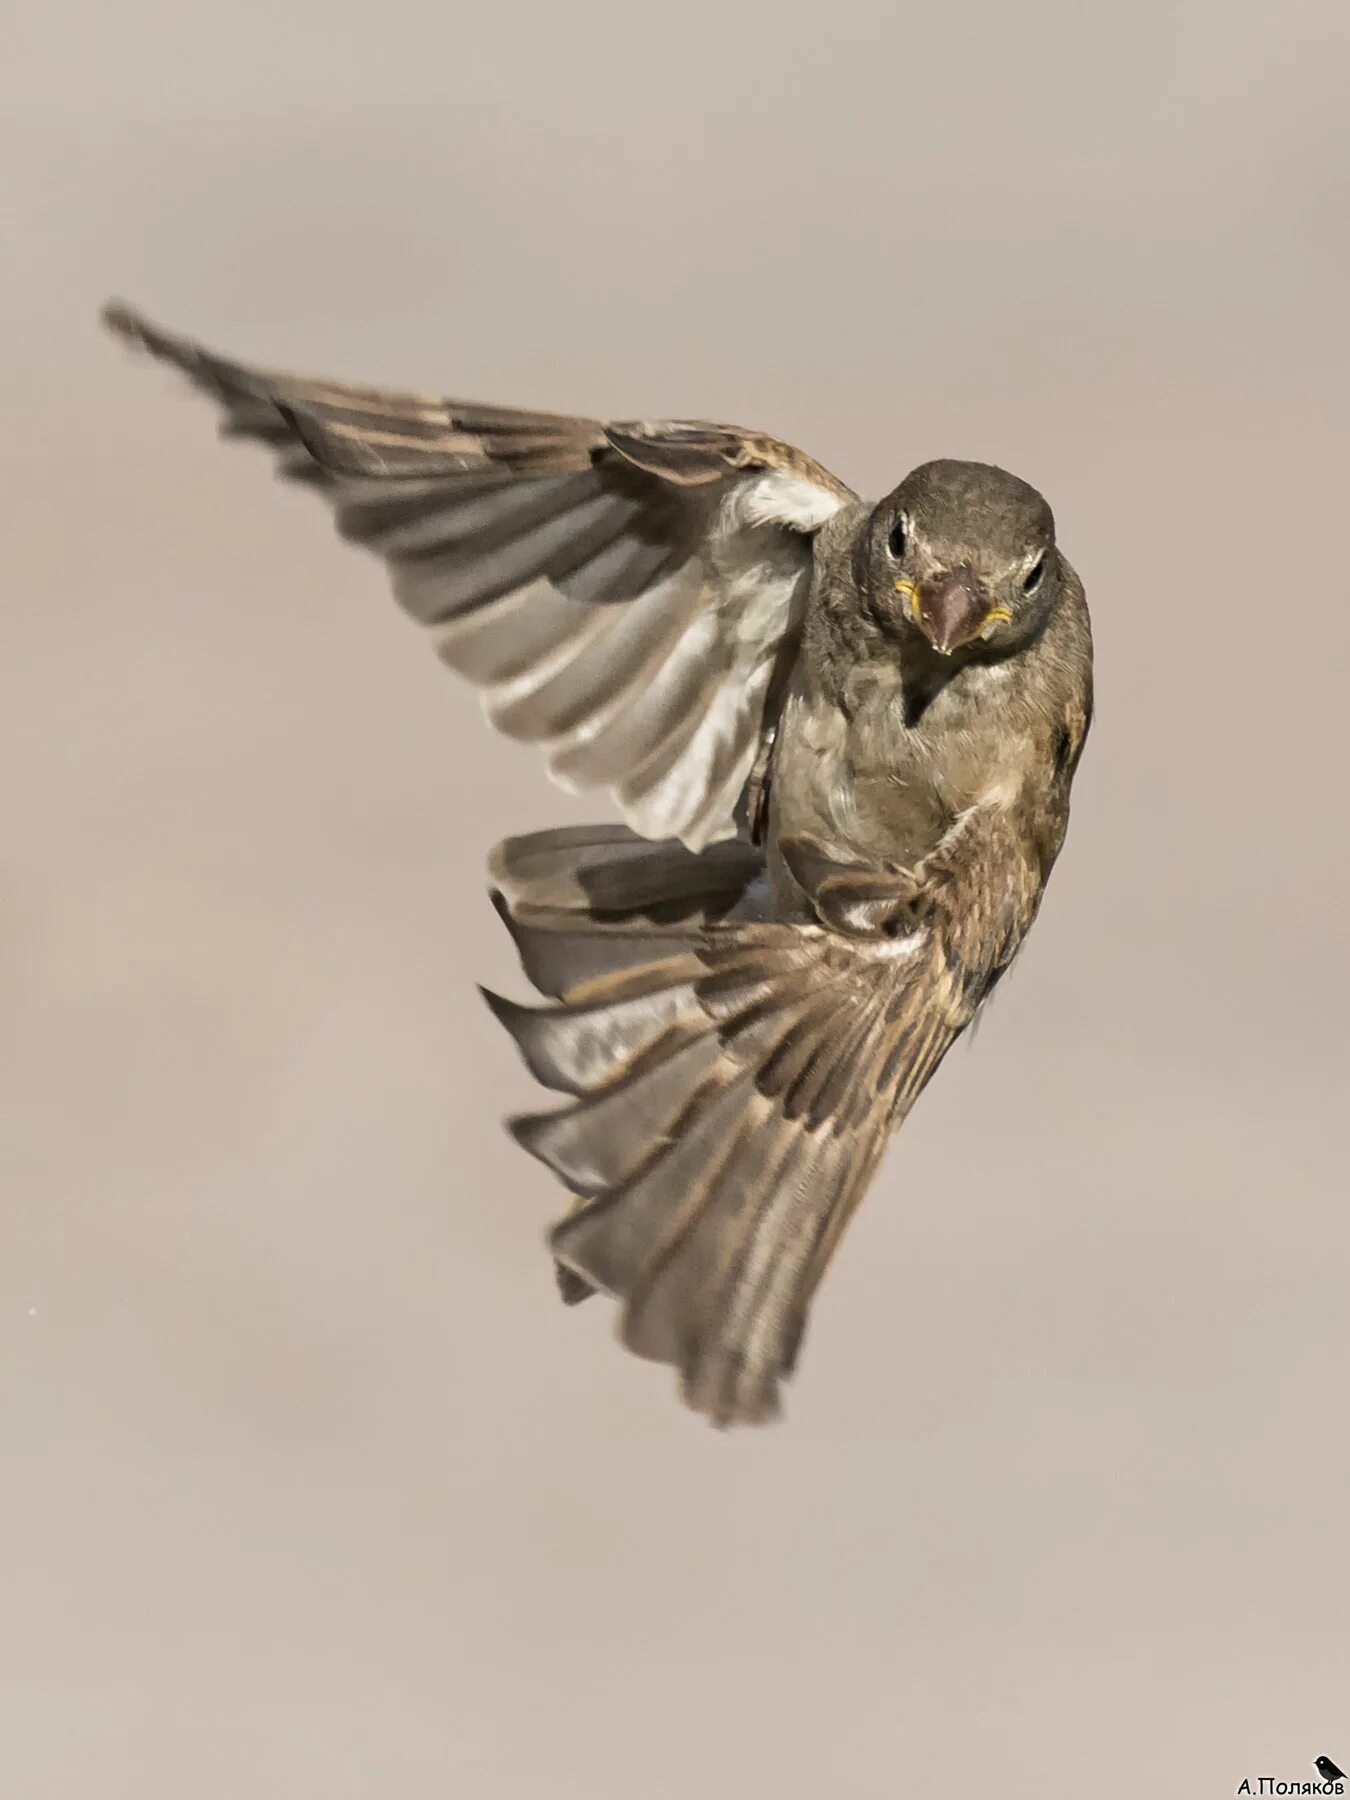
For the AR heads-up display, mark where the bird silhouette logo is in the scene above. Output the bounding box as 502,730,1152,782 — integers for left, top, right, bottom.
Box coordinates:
1316,1757,1346,1785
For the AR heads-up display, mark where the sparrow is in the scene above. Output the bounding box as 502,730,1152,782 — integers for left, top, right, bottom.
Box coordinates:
103,302,1093,1426
1317,1758,1347,1785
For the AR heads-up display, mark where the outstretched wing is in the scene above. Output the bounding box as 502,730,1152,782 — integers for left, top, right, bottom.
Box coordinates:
484,804,1042,1425
104,303,857,851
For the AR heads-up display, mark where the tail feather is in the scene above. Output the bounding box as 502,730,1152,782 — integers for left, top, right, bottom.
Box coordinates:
484,824,962,1426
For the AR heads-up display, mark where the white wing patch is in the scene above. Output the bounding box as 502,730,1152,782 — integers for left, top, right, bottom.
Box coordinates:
730,469,847,533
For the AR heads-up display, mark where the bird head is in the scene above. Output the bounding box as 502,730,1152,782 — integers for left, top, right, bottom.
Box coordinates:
868,459,1059,656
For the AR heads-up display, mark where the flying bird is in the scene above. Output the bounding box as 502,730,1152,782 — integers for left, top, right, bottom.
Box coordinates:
103,303,1093,1426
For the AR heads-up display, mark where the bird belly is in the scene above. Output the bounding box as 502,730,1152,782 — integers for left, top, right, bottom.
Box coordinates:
771,690,954,880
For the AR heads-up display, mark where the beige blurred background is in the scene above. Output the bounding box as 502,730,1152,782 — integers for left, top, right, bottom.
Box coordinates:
4,1,1349,1795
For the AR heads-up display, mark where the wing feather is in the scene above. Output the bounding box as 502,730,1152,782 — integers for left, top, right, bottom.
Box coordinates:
479,824,1006,1422
104,302,857,849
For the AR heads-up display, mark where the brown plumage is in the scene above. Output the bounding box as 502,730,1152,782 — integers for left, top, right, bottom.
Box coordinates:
104,302,1093,1426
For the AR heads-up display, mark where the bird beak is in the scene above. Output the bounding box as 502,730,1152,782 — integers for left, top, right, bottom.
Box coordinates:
911,569,988,655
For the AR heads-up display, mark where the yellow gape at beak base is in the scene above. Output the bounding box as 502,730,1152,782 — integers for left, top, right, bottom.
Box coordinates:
893,578,921,622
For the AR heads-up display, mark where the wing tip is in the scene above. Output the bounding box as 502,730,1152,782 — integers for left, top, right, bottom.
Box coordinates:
102,300,171,359
100,300,206,383
100,298,142,342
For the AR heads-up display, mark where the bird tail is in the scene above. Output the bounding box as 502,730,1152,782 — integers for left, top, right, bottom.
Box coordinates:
483,825,944,1426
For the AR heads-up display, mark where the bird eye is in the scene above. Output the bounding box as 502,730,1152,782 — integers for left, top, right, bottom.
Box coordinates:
1022,552,1046,594
888,516,908,559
